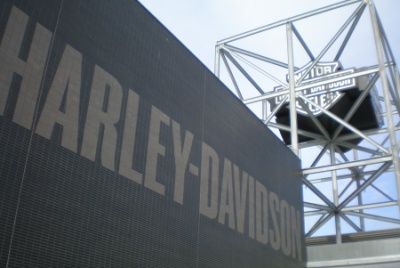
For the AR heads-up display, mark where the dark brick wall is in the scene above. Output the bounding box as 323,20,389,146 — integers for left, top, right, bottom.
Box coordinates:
0,0,305,267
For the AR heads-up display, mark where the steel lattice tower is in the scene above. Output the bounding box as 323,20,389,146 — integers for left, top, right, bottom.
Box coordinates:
214,0,400,244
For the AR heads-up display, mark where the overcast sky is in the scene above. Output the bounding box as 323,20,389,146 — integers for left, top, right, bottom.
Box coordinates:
138,0,399,73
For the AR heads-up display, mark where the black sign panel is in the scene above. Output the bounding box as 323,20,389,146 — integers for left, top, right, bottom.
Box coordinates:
0,0,305,267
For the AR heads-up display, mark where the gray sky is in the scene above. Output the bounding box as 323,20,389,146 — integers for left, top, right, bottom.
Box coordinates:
138,0,399,73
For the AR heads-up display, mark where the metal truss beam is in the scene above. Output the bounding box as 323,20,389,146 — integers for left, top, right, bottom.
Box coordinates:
215,0,400,244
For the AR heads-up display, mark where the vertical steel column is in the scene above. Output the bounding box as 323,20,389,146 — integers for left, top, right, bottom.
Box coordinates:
286,22,299,156
331,143,342,243
354,150,366,231
356,179,366,231
262,100,268,122
395,66,400,102
214,45,221,77
369,0,400,211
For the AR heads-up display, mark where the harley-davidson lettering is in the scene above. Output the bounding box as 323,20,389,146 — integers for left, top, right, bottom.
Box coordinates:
0,6,303,261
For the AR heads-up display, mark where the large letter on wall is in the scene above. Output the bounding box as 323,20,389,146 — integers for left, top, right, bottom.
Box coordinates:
144,106,170,196
0,7,52,129
119,89,143,184
81,65,123,171
199,142,219,219
35,45,82,153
